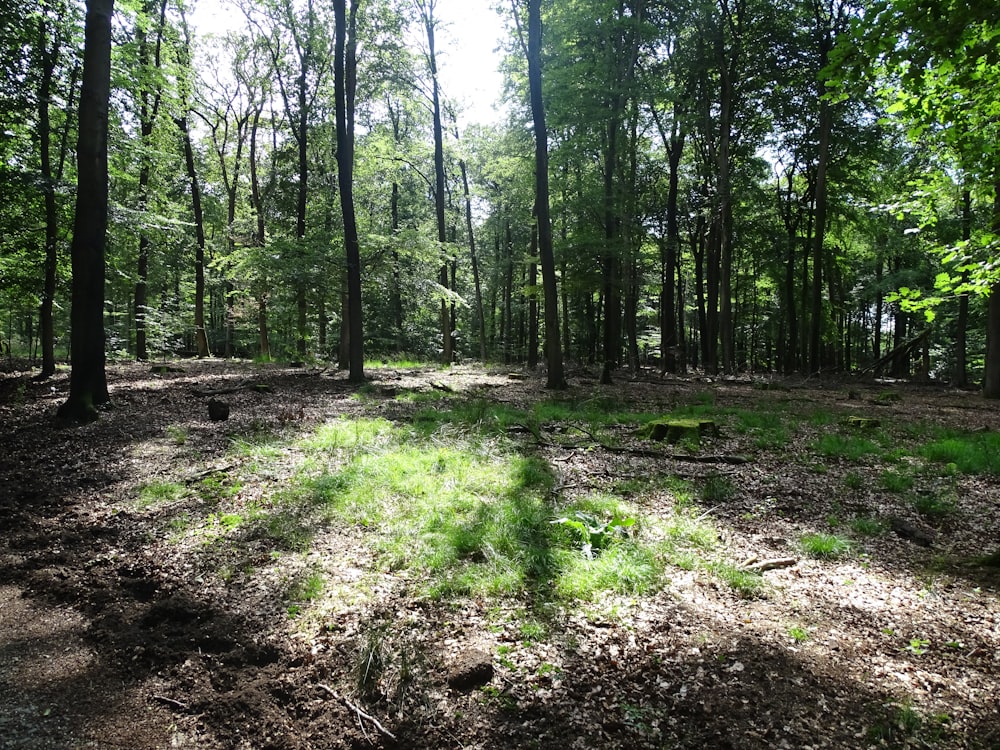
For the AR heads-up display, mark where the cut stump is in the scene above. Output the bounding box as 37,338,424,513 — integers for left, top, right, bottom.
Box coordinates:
641,418,718,444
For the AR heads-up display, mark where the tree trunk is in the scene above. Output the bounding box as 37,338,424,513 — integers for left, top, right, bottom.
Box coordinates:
37,10,60,378
955,189,971,387
334,0,364,382
249,105,271,360
58,0,113,422
984,180,1000,399
176,116,210,357
460,160,487,361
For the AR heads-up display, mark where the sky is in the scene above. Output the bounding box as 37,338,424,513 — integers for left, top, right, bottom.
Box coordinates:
190,0,508,126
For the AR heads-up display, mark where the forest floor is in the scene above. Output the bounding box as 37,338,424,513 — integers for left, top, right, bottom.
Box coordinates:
1,359,999,750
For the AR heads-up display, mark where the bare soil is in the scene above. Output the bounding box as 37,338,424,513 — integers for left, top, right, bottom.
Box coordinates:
1,360,998,749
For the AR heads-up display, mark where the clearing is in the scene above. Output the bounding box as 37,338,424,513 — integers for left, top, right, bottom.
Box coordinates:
0,360,998,749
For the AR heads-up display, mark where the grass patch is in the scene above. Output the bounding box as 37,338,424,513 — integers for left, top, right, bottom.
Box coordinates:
811,433,880,462
850,517,883,536
701,475,736,503
799,532,852,559
918,430,1000,475
912,492,957,521
708,562,766,598
136,480,186,509
879,469,914,493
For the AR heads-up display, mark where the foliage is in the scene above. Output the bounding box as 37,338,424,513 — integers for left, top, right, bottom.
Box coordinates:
799,532,852,559
551,511,636,559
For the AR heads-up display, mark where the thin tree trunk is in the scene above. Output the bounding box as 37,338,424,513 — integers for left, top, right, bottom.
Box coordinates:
176,115,210,357
955,189,971,387
459,160,487,361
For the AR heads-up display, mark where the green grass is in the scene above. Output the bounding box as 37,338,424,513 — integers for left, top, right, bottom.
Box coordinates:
842,471,864,490
708,562,766,598
788,626,810,643
732,410,790,449
236,417,670,602
799,532,852,559
701,475,736,503
165,424,188,445
136,480,186,509
918,431,1000,475
850,517,883,536
811,433,881,462
912,492,957,521
879,469,914,493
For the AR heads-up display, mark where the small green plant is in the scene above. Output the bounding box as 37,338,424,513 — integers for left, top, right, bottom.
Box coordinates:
519,619,546,643
165,424,188,445
136,481,185,509
842,471,864,490
812,433,880,461
799,532,852,559
850,517,883,536
879,469,914,493
912,492,956,520
287,571,325,603
701,474,736,503
787,626,809,643
709,562,765,598
904,637,930,656
552,511,635,558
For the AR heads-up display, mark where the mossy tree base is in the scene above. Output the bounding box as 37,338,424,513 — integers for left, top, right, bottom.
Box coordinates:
843,416,881,429
640,418,718,445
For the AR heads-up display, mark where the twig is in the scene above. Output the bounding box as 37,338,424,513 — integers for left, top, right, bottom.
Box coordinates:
151,694,190,711
316,684,397,741
741,557,798,572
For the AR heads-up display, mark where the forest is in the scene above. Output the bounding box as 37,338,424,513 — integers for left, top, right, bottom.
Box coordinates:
2,0,1000,402
2,1,1000,749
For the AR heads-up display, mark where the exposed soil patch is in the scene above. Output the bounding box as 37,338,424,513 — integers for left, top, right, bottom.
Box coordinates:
1,360,998,749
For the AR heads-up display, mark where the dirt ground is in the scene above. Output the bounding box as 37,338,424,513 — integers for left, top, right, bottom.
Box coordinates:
1,359,998,749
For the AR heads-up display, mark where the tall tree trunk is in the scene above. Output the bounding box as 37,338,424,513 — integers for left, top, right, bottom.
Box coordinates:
527,217,539,368
132,0,167,362
955,188,971,387
984,179,1000,398
58,0,113,422
176,116,210,357
809,12,833,375
460,160,487,361
420,1,452,365
249,106,271,360
525,0,564,386
651,108,684,374
334,0,364,382
37,9,61,378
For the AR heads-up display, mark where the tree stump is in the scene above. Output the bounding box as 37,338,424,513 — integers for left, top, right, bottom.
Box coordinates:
843,416,880,429
641,418,717,444
208,399,230,421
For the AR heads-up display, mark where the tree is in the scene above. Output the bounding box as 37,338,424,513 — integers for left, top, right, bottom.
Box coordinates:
131,0,169,362
58,0,114,422
848,1,1000,395
523,0,565,387
334,0,365,381
35,1,79,378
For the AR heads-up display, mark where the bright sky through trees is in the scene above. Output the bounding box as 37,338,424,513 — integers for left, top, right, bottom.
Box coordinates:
190,0,507,125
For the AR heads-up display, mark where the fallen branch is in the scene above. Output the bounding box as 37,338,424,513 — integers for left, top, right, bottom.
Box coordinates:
150,694,190,712
524,424,749,465
741,557,798,572
183,464,236,484
316,683,397,741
